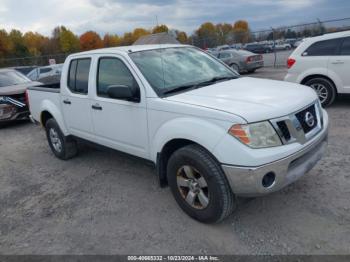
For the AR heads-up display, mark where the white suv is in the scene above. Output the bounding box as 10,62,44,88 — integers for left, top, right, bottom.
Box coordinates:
285,31,350,106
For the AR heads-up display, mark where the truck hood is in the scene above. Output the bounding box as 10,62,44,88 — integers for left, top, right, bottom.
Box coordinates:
0,81,42,96
165,77,317,123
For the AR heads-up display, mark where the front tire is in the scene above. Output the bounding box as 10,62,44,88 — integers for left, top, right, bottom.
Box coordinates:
167,144,236,223
45,118,78,160
305,77,336,107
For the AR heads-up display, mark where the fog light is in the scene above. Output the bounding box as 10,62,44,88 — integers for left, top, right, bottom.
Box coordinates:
262,172,276,188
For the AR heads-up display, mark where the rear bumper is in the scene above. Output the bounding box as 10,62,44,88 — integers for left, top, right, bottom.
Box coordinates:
244,61,264,71
222,127,328,197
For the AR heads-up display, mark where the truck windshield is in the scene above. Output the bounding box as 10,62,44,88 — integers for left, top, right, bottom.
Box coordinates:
129,47,238,96
0,70,31,87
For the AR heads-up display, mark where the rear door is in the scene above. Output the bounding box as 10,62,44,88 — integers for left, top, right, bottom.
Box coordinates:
328,37,350,92
61,58,95,141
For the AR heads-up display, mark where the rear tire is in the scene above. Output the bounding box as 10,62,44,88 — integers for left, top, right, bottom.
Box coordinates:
167,144,236,223
45,118,78,160
305,77,336,107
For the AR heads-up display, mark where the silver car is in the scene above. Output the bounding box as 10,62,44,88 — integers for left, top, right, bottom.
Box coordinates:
213,50,264,73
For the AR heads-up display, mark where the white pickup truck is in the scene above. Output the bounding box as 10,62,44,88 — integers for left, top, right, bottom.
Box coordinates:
27,44,328,223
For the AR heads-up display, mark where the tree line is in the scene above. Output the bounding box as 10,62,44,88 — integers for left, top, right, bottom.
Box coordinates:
0,19,339,61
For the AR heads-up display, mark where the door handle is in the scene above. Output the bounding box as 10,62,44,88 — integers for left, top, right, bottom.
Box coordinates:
63,99,71,105
331,60,344,65
92,104,103,110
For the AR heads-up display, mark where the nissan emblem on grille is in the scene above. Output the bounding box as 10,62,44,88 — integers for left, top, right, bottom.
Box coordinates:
304,111,315,127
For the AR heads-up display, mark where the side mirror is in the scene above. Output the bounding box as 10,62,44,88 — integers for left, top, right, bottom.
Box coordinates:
107,85,140,102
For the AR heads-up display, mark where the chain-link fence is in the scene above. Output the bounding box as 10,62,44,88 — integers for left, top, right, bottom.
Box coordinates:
192,17,350,67
1,18,349,69
0,53,68,69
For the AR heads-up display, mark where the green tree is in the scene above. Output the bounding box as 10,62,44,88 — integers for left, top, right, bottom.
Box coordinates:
60,27,80,53
0,30,12,58
8,29,28,57
216,23,233,44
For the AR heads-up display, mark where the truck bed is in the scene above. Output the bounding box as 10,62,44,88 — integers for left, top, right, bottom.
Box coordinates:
27,83,61,124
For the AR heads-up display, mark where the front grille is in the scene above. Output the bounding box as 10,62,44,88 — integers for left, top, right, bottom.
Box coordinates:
270,102,322,145
295,105,317,134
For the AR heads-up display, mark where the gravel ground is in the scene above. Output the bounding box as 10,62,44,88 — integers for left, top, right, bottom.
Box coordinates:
0,67,349,255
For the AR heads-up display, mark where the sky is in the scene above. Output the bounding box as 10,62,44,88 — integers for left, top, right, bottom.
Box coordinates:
0,0,349,36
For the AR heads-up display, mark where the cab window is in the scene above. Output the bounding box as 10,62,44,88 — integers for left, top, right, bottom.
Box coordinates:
97,57,138,98
67,58,91,94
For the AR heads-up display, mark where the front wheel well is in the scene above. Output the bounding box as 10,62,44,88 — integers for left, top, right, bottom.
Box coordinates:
156,139,199,187
301,74,337,93
41,111,53,127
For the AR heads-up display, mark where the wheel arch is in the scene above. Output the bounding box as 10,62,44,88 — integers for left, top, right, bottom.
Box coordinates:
156,138,222,187
39,100,69,135
301,74,337,93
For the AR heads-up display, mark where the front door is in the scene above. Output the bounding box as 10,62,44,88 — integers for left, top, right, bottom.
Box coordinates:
90,56,149,159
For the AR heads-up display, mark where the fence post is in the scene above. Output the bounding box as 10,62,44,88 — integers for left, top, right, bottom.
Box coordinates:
271,27,277,68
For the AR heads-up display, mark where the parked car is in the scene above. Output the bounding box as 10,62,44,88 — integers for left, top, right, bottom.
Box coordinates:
273,42,292,51
0,69,41,123
13,66,38,75
27,45,328,223
27,64,63,81
244,43,273,53
285,30,350,106
214,50,264,73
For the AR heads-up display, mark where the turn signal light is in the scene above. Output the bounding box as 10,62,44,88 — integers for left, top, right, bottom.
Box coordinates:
228,124,250,144
287,58,296,69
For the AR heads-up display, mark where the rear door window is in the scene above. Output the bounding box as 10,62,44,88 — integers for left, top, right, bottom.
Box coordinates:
67,58,91,94
304,38,342,56
340,37,350,55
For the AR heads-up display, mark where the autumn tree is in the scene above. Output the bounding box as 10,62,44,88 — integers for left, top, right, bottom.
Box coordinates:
176,31,188,44
233,20,250,44
79,31,103,51
23,31,47,56
195,22,218,48
132,28,150,42
120,32,134,46
103,34,120,47
152,24,169,34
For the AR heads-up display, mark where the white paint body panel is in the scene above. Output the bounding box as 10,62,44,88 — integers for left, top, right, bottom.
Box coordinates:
284,30,350,94
28,45,325,169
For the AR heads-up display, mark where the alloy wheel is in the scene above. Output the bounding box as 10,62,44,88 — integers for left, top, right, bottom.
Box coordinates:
310,83,328,104
176,165,209,209
49,128,62,153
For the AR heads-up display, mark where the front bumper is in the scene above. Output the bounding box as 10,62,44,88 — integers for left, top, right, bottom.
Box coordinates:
0,104,29,122
222,127,328,197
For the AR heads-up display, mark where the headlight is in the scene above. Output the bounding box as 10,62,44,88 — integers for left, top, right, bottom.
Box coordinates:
228,121,282,148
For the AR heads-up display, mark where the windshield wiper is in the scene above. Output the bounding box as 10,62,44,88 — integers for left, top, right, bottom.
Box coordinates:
194,76,236,88
163,84,197,95
162,76,236,96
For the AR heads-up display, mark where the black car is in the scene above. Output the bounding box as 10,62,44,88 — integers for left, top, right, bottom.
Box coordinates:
244,44,273,54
